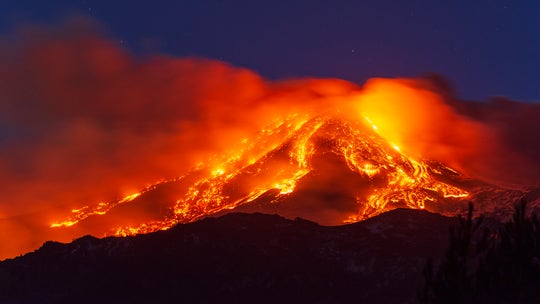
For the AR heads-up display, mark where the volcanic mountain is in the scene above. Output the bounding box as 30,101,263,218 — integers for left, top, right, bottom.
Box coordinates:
0,209,459,303
50,112,537,240
4,108,540,303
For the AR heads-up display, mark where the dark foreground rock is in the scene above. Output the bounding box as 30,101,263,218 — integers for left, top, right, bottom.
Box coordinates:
0,209,456,304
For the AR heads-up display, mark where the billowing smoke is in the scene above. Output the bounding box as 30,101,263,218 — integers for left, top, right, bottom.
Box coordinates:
353,76,540,186
0,21,538,259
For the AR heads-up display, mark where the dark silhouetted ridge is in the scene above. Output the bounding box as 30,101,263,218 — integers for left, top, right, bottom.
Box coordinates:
0,209,456,304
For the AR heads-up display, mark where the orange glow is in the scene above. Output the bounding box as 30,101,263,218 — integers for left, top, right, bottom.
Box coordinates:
11,24,538,260
50,186,152,229
352,78,491,171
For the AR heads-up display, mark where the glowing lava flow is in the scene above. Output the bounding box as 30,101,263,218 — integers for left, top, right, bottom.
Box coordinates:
50,182,167,228
172,114,320,223
328,116,470,222
51,112,469,236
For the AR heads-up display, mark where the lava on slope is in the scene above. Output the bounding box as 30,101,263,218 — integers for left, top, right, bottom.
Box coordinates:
51,112,471,237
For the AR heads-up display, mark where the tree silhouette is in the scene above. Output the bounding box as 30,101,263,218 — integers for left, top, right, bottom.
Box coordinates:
419,199,540,303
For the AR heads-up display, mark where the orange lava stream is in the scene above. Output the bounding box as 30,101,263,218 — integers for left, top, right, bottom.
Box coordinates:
50,181,168,228
51,112,468,236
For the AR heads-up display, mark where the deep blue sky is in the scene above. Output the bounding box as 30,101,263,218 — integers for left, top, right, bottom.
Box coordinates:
0,0,538,101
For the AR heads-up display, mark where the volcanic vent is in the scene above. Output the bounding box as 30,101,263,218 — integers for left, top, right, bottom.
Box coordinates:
52,112,471,236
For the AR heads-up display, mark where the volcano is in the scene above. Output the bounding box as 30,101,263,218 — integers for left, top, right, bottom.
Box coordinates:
4,88,540,303
50,112,538,239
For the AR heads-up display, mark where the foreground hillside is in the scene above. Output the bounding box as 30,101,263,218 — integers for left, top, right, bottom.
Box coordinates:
0,209,456,304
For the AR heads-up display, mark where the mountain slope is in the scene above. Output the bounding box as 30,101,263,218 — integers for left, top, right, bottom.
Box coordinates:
0,209,457,304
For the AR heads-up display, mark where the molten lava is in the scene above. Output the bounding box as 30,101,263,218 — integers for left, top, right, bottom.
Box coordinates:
51,111,469,236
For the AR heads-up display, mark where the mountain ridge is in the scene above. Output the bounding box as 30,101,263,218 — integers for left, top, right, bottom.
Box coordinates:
1,209,456,303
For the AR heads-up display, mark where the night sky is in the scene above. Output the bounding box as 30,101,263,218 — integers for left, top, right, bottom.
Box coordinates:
0,0,538,101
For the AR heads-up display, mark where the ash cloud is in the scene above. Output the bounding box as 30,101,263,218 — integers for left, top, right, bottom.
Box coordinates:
0,20,538,258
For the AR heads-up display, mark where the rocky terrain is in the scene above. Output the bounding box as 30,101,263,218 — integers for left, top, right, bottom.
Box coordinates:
0,209,457,303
